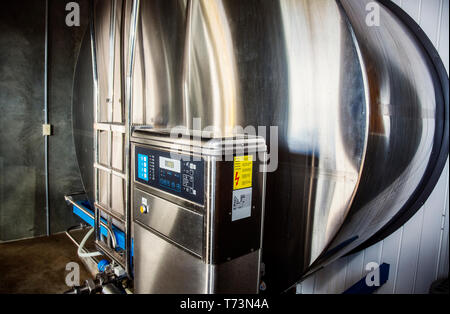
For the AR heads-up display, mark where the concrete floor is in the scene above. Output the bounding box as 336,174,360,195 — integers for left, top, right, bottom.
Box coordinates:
0,232,92,294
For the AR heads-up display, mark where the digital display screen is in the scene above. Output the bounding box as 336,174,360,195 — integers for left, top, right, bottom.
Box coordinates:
159,156,180,173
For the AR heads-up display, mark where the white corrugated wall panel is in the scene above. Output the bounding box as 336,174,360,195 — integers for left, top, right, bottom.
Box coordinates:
376,228,403,293
414,162,449,292
297,0,449,294
343,251,365,289
393,207,425,293
437,162,449,278
438,0,449,73
314,257,349,294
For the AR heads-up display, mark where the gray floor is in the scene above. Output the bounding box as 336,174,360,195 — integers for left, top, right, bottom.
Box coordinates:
0,232,92,294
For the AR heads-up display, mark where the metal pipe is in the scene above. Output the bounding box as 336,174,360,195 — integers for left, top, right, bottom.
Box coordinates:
124,0,140,278
44,0,50,236
64,195,117,249
106,0,118,250
90,0,101,244
65,224,87,248
182,0,193,129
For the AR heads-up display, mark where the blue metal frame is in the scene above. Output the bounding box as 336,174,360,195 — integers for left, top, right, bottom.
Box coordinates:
72,201,133,257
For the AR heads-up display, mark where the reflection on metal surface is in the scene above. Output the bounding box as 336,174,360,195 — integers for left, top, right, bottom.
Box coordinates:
73,31,94,206
308,0,440,275
132,0,187,127
277,0,367,265
187,0,242,133
72,0,448,292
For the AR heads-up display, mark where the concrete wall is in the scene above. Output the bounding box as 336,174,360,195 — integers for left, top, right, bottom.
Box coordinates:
297,0,449,294
0,0,89,241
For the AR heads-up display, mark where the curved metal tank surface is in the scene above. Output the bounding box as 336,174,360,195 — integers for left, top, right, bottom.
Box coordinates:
72,0,448,293
73,31,94,207
134,1,368,271
305,0,448,278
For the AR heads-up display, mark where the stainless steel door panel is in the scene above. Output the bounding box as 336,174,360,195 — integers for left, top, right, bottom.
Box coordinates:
134,188,204,257
210,250,261,294
134,223,207,294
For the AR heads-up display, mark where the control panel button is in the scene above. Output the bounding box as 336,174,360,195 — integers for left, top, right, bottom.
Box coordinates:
140,204,148,214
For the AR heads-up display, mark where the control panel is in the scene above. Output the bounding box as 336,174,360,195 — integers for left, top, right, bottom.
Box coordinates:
134,146,205,205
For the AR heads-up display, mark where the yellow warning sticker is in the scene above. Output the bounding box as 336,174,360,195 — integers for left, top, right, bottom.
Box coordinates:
233,155,253,190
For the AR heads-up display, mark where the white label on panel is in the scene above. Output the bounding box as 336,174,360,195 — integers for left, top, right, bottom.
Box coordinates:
232,188,252,221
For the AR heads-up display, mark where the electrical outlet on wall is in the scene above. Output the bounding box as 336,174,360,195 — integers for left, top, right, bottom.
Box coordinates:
42,124,52,136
